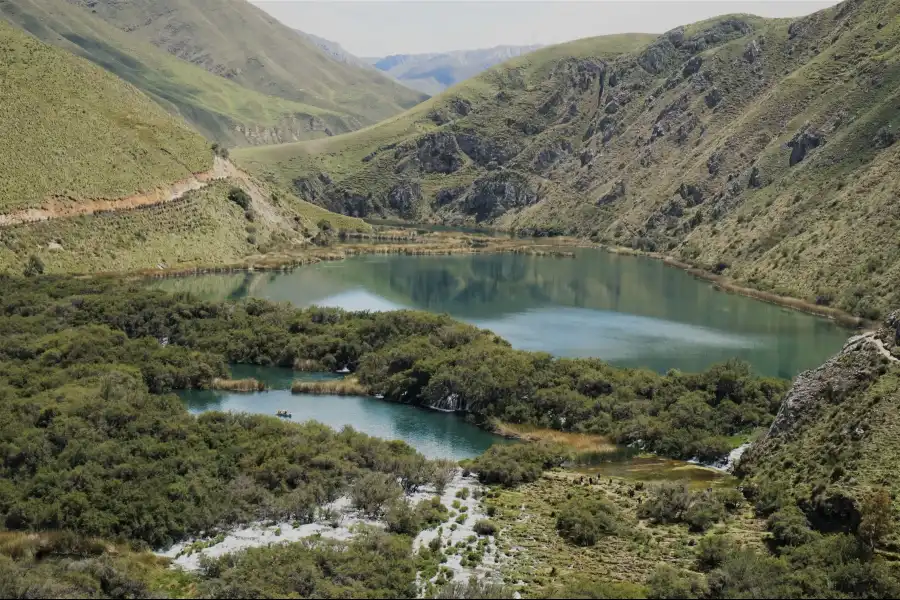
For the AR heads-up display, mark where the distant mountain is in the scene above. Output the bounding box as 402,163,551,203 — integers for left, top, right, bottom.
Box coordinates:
366,45,543,95
297,30,374,71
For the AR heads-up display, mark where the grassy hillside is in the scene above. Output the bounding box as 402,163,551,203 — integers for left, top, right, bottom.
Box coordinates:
0,18,210,212
739,317,900,550
236,0,900,319
65,0,427,125
0,0,361,146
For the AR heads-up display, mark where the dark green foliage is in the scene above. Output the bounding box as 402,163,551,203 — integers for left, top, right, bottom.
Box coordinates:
694,535,734,572
385,500,422,536
227,186,251,210
351,472,404,518
647,564,707,599
767,506,816,548
638,483,730,532
197,528,417,598
23,254,44,277
556,496,620,546
471,442,569,487
473,520,498,536
415,496,450,529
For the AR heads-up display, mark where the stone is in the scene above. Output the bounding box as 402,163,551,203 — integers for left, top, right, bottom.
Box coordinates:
872,126,896,149
386,182,422,219
682,56,703,77
705,87,723,109
416,132,463,173
788,127,824,166
744,39,762,63
461,173,539,222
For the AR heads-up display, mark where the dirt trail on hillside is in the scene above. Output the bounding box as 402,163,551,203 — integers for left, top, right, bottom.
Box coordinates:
0,156,239,227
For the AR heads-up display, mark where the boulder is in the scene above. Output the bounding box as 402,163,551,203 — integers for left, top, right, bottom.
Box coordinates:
705,87,723,109
416,132,463,173
678,183,705,206
872,126,896,149
682,56,703,77
788,128,824,166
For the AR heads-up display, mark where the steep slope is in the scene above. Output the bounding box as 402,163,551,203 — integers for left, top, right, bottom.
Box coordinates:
738,313,900,544
0,18,367,274
1,0,358,146
236,0,900,319
65,0,427,124
0,17,210,212
367,45,544,95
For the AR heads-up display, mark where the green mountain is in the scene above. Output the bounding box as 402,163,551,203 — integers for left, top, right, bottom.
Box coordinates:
0,18,367,275
0,17,210,214
739,316,900,546
64,0,427,124
235,0,900,320
0,0,372,146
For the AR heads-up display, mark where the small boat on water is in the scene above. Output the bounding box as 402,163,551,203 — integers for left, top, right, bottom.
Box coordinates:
276,409,292,418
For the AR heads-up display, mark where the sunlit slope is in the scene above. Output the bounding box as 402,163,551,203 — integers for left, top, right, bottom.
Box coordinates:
236,0,900,319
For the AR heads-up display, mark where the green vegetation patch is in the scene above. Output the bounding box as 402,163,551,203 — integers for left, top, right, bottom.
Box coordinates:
0,18,210,212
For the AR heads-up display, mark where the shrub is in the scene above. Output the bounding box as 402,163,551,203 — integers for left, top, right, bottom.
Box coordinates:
416,497,449,528
472,442,569,487
228,187,251,210
767,506,815,548
23,254,44,277
351,473,403,518
638,482,693,524
683,491,727,532
473,520,498,536
695,535,734,572
385,500,422,536
431,460,458,494
647,564,708,599
556,496,619,546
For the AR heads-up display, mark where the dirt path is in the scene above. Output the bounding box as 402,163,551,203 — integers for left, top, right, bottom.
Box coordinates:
0,156,239,227
845,331,898,362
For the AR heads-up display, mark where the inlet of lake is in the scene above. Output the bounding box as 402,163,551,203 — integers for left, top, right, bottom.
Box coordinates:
166,248,851,460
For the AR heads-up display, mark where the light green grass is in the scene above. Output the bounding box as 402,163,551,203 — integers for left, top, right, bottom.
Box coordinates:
0,0,362,145
64,0,427,126
0,18,210,212
0,180,368,274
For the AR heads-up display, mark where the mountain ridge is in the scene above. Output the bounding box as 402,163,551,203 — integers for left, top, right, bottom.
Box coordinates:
235,0,900,320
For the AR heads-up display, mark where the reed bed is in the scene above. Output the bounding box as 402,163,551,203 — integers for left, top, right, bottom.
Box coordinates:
211,378,266,392
291,377,369,396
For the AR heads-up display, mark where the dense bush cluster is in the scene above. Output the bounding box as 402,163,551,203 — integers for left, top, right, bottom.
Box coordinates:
555,495,620,546
470,442,569,487
637,483,744,532
0,276,788,464
197,528,417,598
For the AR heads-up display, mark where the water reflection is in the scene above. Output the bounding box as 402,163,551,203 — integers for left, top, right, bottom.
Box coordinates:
153,249,849,377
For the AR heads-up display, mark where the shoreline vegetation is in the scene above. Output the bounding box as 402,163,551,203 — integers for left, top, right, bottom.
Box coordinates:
210,377,266,392
291,376,369,396
118,224,861,330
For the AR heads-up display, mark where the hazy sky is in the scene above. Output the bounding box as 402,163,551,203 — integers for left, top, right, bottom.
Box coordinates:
252,1,838,57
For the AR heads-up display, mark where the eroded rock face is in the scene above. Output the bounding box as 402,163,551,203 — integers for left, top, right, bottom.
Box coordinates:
460,172,539,222
597,180,626,206
678,183,705,206
415,132,463,173
788,128,824,166
705,87,723,109
454,134,518,166
534,140,573,170
387,182,422,219
744,39,762,63
682,56,703,77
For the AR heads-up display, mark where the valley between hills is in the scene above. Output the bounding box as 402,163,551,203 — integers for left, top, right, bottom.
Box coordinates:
1,0,900,598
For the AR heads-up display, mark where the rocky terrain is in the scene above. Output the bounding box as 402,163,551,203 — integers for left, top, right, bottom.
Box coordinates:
237,0,900,319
